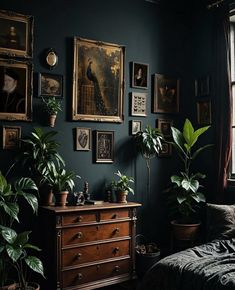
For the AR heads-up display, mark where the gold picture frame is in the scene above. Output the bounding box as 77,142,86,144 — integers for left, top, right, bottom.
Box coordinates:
76,127,91,151
0,58,33,121
0,9,34,58
72,37,125,123
153,74,180,113
2,125,21,150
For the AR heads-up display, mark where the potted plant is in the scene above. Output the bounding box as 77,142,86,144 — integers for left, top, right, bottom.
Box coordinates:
15,128,65,206
134,125,163,198
0,227,44,290
41,96,62,127
111,170,134,203
0,171,39,289
46,164,79,206
166,118,212,241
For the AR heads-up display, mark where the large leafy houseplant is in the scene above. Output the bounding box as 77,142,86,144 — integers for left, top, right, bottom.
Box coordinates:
134,125,163,198
167,119,212,223
0,171,43,288
15,128,65,206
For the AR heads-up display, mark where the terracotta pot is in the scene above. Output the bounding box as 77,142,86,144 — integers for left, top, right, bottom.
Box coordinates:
171,220,201,241
54,191,68,206
48,114,57,127
115,190,128,203
0,282,16,290
38,183,54,206
15,282,40,290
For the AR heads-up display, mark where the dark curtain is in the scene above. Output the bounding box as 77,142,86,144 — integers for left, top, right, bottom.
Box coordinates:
212,4,232,202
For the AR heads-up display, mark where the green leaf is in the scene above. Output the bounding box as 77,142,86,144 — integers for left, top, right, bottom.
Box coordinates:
6,245,22,262
183,118,194,147
1,228,17,244
25,256,45,277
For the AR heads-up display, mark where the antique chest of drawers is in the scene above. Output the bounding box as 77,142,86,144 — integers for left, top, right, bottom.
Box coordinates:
39,202,141,290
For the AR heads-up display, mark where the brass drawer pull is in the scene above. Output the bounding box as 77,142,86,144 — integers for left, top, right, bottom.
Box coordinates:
96,265,100,270
112,213,118,219
76,216,83,222
114,265,120,272
77,273,83,280
76,253,82,259
113,228,120,234
113,247,119,254
76,232,83,239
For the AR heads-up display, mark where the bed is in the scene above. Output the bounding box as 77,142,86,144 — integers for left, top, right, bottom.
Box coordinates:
141,203,235,290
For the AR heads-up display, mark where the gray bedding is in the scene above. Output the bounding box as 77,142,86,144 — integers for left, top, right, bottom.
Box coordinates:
141,239,235,290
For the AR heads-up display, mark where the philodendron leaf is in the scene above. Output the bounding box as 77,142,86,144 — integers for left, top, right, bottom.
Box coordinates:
25,256,45,277
171,175,182,187
177,195,187,204
183,118,194,148
6,244,22,262
1,228,17,244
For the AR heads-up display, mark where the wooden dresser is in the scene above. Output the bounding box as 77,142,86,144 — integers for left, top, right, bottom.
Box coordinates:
39,202,141,290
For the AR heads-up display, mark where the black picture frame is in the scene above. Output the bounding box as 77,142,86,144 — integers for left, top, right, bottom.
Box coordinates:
131,120,142,135
153,74,180,113
132,62,149,89
157,118,173,137
195,76,210,97
0,9,34,58
95,130,114,163
38,73,63,98
197,100,212,125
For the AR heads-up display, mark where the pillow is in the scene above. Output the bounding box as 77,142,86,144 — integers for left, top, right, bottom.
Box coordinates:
206,203,235,241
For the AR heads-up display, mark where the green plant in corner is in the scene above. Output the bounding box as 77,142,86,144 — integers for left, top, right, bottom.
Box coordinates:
0,171,39,288
167,118,213,223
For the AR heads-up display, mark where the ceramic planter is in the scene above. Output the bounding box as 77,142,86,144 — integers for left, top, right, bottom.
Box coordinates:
48,114,57,127
0,282,16,290
171,220,201,241
54,191,68,206
15,282,40,290
115,190,128,203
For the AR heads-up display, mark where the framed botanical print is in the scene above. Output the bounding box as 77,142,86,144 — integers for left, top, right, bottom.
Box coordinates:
0,58,32,121
131,92,147,117
0,10,34,58
131,120,142,135
95,130,114,163
197,100,212,125
153,74,180,113
76,127,91,151
72,37,125,123
2,125,21,149
38,73,63,98
132,62,148,89
157,118,173,137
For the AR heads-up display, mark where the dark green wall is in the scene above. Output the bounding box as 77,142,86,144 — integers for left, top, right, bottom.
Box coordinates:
0,0,215,244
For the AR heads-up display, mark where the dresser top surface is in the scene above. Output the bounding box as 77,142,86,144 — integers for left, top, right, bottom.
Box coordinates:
41,202,141,213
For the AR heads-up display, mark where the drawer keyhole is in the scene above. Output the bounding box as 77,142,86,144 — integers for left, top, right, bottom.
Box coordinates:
77,273,83,280
76,232,83,239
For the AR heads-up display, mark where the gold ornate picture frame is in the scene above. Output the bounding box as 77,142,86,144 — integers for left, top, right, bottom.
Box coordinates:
72,37,125,123
2,125,21,150
0,58,33,121
0,9,34,58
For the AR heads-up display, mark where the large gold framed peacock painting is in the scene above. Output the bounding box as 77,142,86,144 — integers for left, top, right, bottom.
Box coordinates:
72,37,125,122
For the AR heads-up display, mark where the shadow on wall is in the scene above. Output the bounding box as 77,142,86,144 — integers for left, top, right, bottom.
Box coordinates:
115,136,138,167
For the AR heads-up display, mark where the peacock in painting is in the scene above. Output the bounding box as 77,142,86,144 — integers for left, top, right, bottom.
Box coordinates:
86,59,107,115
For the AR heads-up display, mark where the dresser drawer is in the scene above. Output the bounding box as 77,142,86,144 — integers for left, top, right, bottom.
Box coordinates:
62,212,97,225
62,222,130,246
100,208,129,221
62,239,130,267
62,259,130,288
